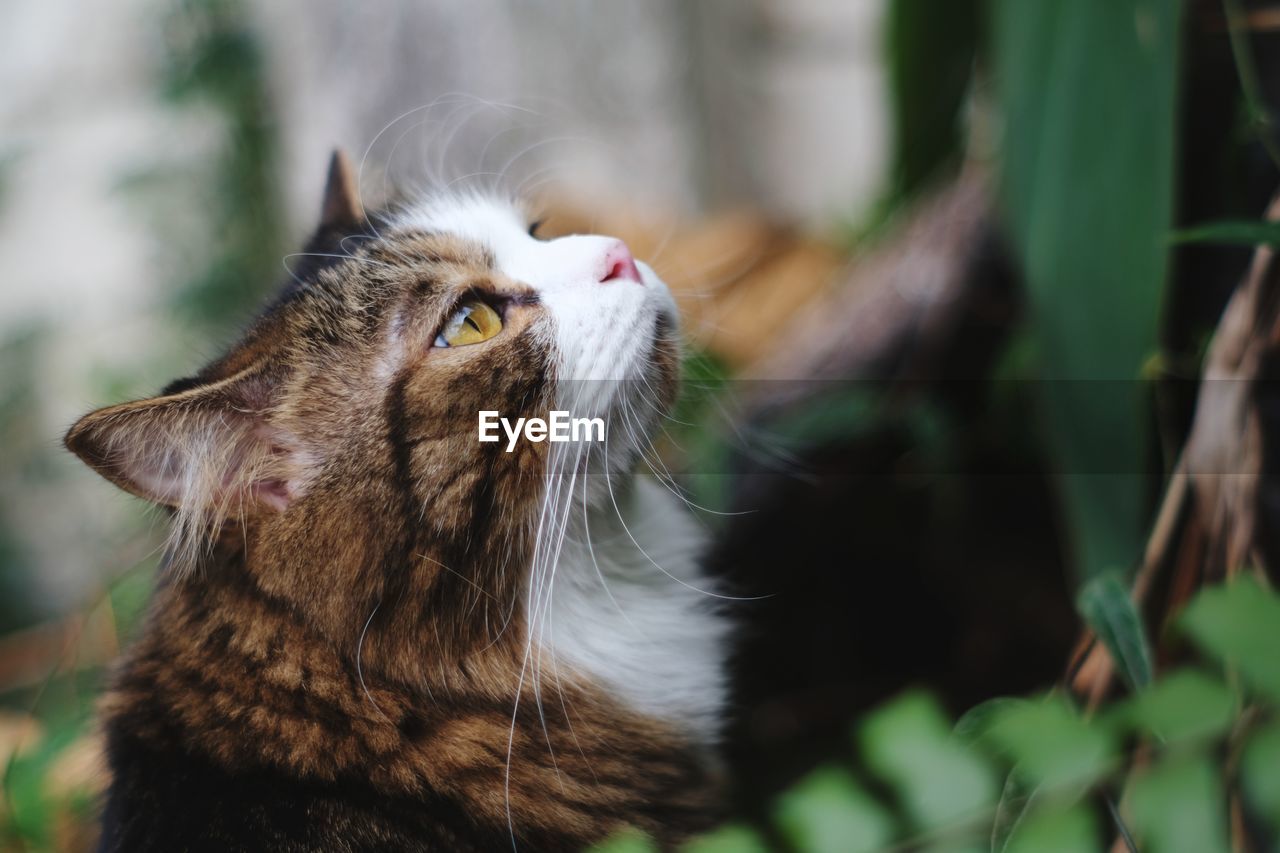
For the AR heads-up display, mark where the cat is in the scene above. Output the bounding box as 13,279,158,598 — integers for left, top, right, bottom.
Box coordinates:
66,151,730,851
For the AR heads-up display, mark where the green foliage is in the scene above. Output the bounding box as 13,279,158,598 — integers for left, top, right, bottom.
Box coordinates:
155,0,285,333
666,349,735,517
1,710,97,851
1241,720,1280,825
594,579,1280,852
107,563,158,644
986,768,1040,853
992,0,1182,582
983,697,1116,791
669,349,732,450
773,766,894,853
1120,669,1236,744
1171,219,1280,248
858,692,996,831
1181,576,1280,701
1002,805,1097,853
885,0,979,199
591,827,657,853
0,327,48,634
1077,572,1153,690
683,824,770,853
1221,0,1280,170
1128,754,1228,853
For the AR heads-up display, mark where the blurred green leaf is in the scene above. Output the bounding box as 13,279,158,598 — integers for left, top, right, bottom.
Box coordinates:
2,715,94,849
767,389,881,449
773,765,894,853
673,350,730,430
953,698,1031,744
1171,219,1280,248
859,691,996,831
108,562,159,642
921,842,985,853
670,350,735,517
1003,804,1097,853
1117,669,1236,743
1077,572,1153,690
768,389,950,464
1240,719,1280,826
1221,0,1280,169
989,770,1039,853
953,699,1045,851
1180,577,1280,700
682,823,769,853
983,697,1114,789
590,827,657,853
993,0,1182,582
886,0,979,198
157,0,284,334
1128,754,1229,853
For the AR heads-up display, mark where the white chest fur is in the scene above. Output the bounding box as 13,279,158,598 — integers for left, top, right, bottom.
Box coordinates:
540,476,729,746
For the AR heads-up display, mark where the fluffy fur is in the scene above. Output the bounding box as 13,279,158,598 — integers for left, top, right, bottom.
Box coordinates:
66,152,728,851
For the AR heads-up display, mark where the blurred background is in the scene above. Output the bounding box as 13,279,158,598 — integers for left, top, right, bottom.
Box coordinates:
4,0,1280,850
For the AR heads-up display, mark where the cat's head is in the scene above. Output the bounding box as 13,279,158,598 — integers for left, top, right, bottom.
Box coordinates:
65,151,681,664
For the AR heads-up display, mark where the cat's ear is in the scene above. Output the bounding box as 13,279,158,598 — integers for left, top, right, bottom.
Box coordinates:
64,367,304,515
319,148,364,231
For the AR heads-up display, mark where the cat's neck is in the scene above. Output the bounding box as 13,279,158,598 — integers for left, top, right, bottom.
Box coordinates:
103,538,719,845
546,476,730,745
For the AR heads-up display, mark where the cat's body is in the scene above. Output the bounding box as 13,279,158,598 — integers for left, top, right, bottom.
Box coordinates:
68,154,728,851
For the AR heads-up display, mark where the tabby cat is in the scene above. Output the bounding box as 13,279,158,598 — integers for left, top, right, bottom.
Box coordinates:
66,152,729,851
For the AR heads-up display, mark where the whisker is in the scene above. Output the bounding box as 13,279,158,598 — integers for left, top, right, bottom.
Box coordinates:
355,600,392,723
601,418,767,602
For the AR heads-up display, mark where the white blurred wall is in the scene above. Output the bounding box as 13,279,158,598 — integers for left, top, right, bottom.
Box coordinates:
252,0,888,230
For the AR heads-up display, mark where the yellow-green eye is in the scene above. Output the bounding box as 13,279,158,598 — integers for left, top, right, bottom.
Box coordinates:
435,299,502,347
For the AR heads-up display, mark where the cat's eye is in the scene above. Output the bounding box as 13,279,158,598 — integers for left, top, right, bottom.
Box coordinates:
434,299,503,348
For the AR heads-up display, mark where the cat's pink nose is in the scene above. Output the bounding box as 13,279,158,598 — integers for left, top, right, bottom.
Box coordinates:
599,241,642,284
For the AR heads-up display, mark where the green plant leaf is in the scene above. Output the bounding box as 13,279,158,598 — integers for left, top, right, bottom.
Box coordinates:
1077,572,1153,690
1117,669,1236,743
859,691,997,831
1180,577,1280,700
1003,804,1098,853
1,715,95,849
682,824,770,853
886,0,979,198
1127,753,1229,853
1240,719,1280,826
773,765,894,853
953,698,1031,744
1170,219,1280,248
982,697,1114,790
989,769,1040,853
918,841,986,853
993,0,1182,583
590,827,657,853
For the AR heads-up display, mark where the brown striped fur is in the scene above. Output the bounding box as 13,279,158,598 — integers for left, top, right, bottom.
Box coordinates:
66,153,719,850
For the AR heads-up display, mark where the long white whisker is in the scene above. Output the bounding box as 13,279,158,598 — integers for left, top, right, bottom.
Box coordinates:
581,452,649,638
601,418,765,602
356,600,391,722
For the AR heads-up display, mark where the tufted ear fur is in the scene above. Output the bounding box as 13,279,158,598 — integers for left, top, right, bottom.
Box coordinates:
319,148,364,231
65,367,307,557
285,149,369,287
64,155,357,566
